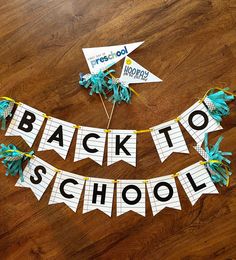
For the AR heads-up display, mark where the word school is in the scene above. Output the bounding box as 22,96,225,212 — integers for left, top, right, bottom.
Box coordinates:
5,99,221,167
17,155,218,216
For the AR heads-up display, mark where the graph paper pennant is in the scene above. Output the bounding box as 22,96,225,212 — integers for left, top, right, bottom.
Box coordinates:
83,177,114,217
6,103,44,147
147,175,181,215
119,56,162,85
74,126,106,165
178,161,218,205
180,101,222,145
15,156,56,200
38,117,75,160
49,171,84,212
83,42,144,74
107,130,137,167
117,180,146,216
151,119,189,162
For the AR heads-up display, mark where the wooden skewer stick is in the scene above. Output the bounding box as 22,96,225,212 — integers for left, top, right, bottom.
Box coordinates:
106,101,116,129
99,93,109,119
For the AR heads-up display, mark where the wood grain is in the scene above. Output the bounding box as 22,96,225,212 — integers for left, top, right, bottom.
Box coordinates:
0,0,236,259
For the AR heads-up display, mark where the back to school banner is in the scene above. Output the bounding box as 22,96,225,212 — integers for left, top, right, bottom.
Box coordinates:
5,97,222,166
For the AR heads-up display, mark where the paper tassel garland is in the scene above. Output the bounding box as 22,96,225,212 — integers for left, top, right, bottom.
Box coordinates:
204,88,235,123
203,134,232,186
0,144,34,181
107,77,132,103
0,99,14,130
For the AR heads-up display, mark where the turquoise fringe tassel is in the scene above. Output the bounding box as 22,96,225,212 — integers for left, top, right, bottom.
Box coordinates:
204,134,232,186
0,100,14,130
206,88,234,123
79,70,115,97
0,144,34,182
107,78,132,104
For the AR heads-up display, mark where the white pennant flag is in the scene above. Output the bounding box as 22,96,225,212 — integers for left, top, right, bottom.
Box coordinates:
6,104,44,147
38,117,75,159
83,177,114,217
15,156,56,200
180,101,222,145
119,56,162,85
82,41,144,74
107,130,136,167
49,171,84,212
117,180,145,216
151,119,189,162
74,126,106,165
147,175,181,215
178,161,218,205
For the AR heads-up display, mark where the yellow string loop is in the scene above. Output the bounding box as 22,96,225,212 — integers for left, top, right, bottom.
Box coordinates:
0,96,21,105
4,149,34,158
73,125,81,129
200,160,221,165
175,116,181,122
84,177,89,181
104,129,111,133
172,172,180,178
53,168,61,173
112,180,119,183
143,180,149,184
134,129,153,134
42,113,51,119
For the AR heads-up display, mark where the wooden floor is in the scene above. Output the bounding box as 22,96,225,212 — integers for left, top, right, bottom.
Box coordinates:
0,0,236,259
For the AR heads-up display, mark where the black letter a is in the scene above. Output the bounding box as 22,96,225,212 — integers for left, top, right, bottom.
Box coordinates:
47,125,64,147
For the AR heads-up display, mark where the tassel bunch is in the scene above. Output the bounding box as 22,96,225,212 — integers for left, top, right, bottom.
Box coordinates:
107,78,132,103
204,134,232,186
0,144,34,182
79,70,132,104
0,100,14,130
204,88,235,123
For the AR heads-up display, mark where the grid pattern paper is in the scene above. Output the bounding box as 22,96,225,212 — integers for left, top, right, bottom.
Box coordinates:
49,171,84,212
151,119,189,162
6,103,44,147
204,97,216,111
74,126,106,165
38,117,75,159
107,130,136,167
193,145,209,161
178,161,218,205
117,180,146,216
180,101,222,145
83,177,114,217
15,156,56,200
147,175,181,216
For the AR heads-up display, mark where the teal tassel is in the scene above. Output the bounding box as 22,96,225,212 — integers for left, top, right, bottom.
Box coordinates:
79,70,115,97
0,144,34,182
0,100,14,130
107,78,132,104
206,88,234,123
204,134,232,186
